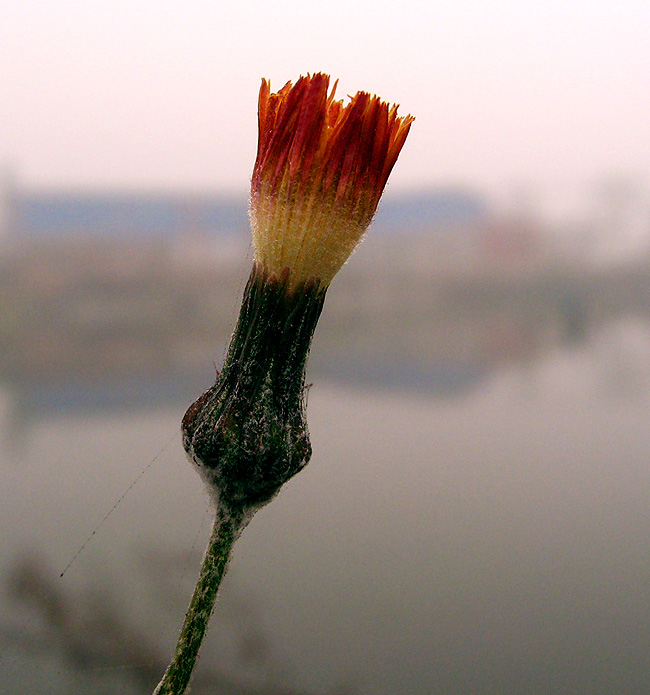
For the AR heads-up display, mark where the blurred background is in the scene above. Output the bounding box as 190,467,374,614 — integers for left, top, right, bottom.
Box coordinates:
2,1,650,693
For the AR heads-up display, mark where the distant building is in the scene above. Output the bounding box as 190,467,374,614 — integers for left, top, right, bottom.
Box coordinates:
9,185,488,243
0,166,18,251
371,189,488,235
14,190,250,240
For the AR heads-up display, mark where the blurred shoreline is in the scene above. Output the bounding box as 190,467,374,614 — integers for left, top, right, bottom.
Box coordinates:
2,234,649,382
1,184,649,428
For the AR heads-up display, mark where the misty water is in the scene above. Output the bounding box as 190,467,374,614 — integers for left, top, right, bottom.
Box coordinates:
3,317,650,695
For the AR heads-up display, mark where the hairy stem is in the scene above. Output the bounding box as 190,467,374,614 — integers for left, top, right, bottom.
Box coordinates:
153,508,241,695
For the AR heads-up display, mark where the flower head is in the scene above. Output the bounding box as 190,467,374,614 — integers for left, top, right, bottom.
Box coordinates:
250,73,413,290
184,74,413,516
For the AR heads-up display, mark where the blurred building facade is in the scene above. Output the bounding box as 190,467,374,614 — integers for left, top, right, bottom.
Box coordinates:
1,178,649,430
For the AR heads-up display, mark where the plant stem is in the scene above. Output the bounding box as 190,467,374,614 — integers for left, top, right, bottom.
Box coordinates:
153,507,241,695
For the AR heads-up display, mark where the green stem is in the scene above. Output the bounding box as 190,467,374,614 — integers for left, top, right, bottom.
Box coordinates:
153,508,241,695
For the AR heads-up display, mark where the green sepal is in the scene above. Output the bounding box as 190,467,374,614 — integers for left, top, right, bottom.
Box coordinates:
182,263,326,515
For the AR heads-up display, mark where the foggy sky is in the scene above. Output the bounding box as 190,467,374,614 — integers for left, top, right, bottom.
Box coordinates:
2,0,649,201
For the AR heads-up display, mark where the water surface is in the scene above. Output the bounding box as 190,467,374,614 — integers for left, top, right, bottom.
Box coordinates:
3,320,650,694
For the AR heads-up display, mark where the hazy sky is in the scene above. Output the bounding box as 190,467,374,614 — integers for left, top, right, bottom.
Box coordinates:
2,0,649,203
